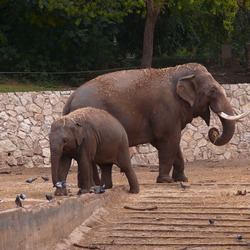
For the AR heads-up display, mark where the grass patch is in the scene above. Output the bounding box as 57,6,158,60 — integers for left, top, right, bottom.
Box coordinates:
0,76,73,93
0,84,61,93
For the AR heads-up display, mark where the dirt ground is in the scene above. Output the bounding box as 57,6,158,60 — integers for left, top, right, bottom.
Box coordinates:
1,158,250,249
49,157,250,250
0,157,249,212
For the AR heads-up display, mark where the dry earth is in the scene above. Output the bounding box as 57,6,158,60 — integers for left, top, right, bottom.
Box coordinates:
1,158,250,249
0,158,249,212
54,158,250,250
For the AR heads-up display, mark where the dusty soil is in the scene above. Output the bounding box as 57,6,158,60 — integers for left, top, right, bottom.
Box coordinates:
0,163,148,212
0,165,81,212
1,158,250,250
0,158,250,212
52,158,250,250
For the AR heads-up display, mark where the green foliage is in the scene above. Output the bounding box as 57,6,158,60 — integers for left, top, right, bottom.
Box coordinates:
0,0,134,75
118,0,249,62
0,0,248,85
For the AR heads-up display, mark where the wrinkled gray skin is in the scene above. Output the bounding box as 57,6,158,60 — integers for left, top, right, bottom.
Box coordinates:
63,63,236,183
49,107,139,196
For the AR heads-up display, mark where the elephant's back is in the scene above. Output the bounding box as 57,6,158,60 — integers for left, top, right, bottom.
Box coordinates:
65,68,167,111
79,107,128,143
72,107,124,129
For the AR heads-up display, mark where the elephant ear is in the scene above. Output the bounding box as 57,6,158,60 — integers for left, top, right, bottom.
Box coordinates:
74,116,84,146
176,75,196,107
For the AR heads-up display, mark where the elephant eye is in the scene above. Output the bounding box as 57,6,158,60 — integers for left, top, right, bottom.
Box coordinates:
63,138,68,143
209,87,217,98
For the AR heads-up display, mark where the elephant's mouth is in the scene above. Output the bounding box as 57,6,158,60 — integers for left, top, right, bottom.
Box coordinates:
217,110,250,121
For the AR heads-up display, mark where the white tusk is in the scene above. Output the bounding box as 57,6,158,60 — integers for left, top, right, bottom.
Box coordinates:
217,111,250,121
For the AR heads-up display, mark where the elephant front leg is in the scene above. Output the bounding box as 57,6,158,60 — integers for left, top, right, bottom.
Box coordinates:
77,158,92,195
156,138,180,183
172,146,188,182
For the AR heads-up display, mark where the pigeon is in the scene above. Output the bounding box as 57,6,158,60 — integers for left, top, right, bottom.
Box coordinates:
20,193,26,200
45,194,53,201
26,178,37,183
236,235,243,240
209,219,215,225
41,176,49,182
95,184,106,194
90,184,106,194
180,182,189,190
54,182,62,188
54,181,66,188
15,195,22,207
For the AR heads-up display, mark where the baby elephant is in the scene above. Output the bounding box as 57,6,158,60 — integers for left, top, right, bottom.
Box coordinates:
49,107,139,196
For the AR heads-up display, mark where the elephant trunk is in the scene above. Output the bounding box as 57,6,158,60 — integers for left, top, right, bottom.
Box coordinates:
208,116,235,146
208,100,235,146
50,148,61,185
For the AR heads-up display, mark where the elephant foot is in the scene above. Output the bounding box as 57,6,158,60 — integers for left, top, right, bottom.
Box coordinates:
77,188,89,195
172,173,188,182
156,175,174,183
129,186,140,194
103,183,112,189
55,187,67,196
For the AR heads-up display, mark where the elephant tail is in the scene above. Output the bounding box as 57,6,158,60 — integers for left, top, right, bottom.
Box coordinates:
63,92,75,115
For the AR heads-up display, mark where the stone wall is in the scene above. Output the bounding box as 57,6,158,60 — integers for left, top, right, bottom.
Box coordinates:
0,84,249,169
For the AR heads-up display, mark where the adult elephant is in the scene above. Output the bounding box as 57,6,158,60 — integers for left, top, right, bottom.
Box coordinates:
63,63,247,183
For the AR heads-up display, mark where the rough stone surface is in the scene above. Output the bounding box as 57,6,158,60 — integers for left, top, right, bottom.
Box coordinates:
0,84,249,168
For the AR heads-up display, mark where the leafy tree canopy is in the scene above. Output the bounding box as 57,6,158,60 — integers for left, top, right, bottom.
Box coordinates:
0,0,249,81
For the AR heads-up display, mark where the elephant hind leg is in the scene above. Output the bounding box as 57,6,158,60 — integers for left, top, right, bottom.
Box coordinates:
172,146,188,182
99,163,113,189
122,167,140,193
92,163,101,185
116,152,139,194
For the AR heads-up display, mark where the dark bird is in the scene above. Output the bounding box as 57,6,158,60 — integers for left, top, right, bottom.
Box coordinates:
26,178,37,183
209,219,215,225
41,176,49,182
15,195,22,207
95,184,106,194
54,182,62,188
45,194,53,201
20,193,26,200
54,181,66,188
236,235,243,240
180,182,189,190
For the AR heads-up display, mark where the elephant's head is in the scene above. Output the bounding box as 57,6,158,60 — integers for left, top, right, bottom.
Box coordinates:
49,115,84,193
176,65,248,146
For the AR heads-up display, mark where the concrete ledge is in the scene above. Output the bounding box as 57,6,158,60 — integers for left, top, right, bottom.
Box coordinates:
0,189,117,250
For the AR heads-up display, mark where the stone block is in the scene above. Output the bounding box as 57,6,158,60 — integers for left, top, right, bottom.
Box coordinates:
197,138,207,147
138,144,150,154
0,85,249,169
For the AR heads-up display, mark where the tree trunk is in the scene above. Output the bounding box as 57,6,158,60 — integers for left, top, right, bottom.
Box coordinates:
141,0,162,68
